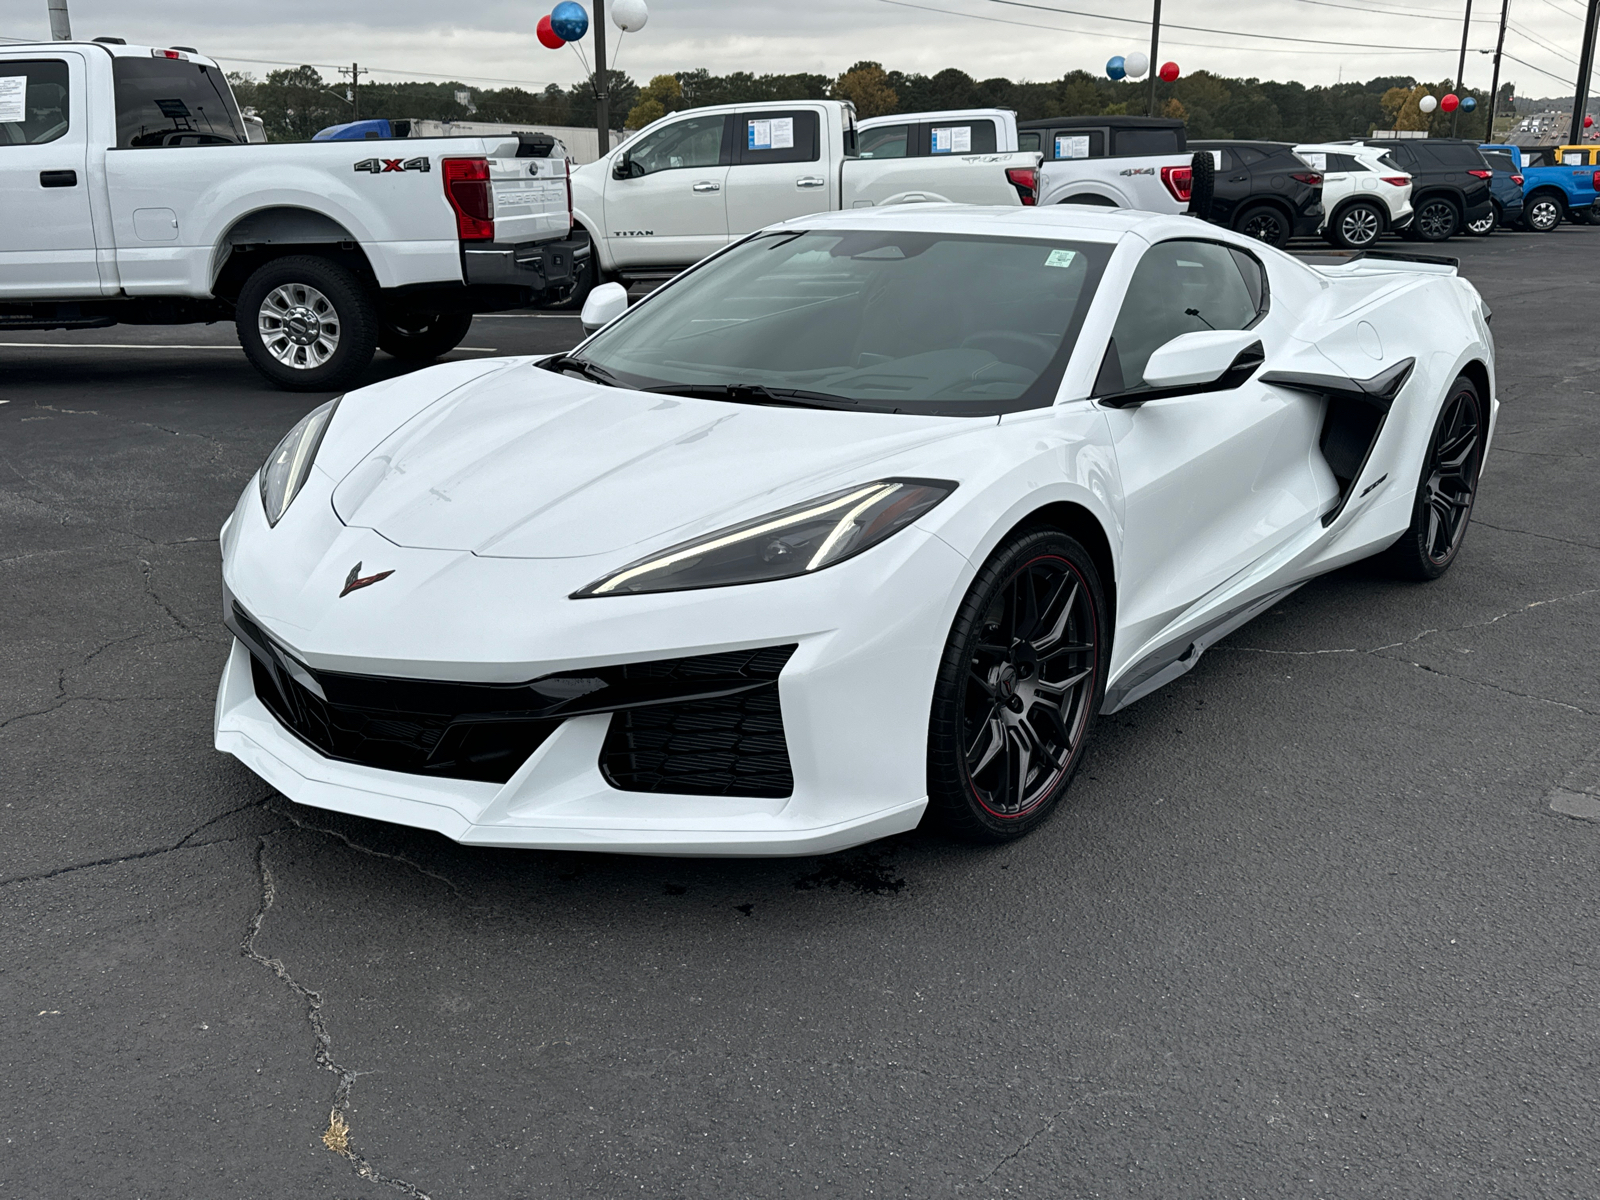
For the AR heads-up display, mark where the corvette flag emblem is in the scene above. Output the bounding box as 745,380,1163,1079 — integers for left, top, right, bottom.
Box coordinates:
340,562,394,598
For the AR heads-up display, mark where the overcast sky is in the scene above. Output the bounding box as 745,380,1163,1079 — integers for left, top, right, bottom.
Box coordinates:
5,0,1594,100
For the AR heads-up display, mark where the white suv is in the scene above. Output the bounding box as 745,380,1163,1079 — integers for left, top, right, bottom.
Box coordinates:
1295,143,1413,249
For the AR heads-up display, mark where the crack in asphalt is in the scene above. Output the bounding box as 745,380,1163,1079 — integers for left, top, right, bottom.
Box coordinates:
1383,657,1599,716
1469,518,1599,551
137,555,194,633
965,1088,1141,1189
0,796,275,887
265,801,465,898
243,839,435,1200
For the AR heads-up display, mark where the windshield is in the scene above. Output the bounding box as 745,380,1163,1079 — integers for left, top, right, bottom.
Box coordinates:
573,229,1113,416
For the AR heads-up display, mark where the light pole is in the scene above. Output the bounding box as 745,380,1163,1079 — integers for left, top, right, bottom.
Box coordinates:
1452,0,1474,136
1486,0,1510,138
1571,0,1599,145
1147,0,1162,117
594,0,610,155
47,0,71,40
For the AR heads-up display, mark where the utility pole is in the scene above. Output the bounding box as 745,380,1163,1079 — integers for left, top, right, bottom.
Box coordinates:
1452,0,1474,136
1147,0,1162,117
47,0,71,40
338,63,369,122
1571,0,1599,145
592,0,608,155
1486,0,1510,138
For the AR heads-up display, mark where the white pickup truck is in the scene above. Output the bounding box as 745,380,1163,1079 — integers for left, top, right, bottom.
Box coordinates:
0,39,581,389
567,99,1042,294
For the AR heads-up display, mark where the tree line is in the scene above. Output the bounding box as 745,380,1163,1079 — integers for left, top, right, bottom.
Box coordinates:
230,62,1513,145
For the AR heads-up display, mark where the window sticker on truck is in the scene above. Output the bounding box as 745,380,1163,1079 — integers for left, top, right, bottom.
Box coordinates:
353,157,432,174
932,126,972,154
1055,135,1091,160
0,76,26,123
748,118,795,150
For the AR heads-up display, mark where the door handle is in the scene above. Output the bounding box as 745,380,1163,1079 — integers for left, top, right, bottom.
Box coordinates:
692,180,721,193
795,176,826,188
1228,174,1248,182
40,169,78,188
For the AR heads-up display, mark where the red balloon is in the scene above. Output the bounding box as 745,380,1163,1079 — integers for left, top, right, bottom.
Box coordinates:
1440,93,1459,113
1587,114,1595,128
1159,61,1180,83
537,14,565,48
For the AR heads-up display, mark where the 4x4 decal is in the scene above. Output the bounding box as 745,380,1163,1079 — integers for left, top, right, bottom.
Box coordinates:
353,157,432,174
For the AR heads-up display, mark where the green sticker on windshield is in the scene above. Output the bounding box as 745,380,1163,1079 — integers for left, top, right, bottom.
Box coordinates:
1044,249,1078,268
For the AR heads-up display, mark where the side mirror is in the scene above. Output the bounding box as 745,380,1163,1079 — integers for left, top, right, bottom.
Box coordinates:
581,281,629,335
611,153,633,180
1141,329,1263,389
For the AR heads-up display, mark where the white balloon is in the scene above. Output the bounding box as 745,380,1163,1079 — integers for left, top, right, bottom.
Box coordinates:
1419,94,1438,113
611,0,648,32
1123,52,1149,78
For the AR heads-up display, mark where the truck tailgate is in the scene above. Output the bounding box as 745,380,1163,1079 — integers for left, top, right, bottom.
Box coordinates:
489,155,569,244
841,151,1040,208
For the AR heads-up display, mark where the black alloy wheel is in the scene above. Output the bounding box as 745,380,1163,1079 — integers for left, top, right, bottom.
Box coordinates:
1466,203,1499,237
928,530,1108,842
1385,375,1483,581
1414,197,1461,242
235,255,378,392
1331,200,1385,249
377,311,474,361
1235,204,1291,248
1522,193,1562,232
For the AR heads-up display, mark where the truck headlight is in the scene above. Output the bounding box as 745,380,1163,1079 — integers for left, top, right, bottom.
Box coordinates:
259,397,340,527
573,479,956,597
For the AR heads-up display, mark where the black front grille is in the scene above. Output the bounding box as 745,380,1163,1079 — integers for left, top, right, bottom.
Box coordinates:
233,603,797,792
600,646,796,798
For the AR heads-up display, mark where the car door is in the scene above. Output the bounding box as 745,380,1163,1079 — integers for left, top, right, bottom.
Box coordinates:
0,52,100,298
1097,239,1331,665
602,111,730,268
723,108,832,238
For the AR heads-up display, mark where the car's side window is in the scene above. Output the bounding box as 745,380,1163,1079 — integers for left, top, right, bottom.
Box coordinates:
1053,130,1103,160
0,59,70,146
922,120,997,155
1095,240,1264,396
859,123,909,160
1018,130,1041,153
623,114,728,176
734,110,820,165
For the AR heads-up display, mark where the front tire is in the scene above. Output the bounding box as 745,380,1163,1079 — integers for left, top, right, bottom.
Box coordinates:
1235,204,1291,248
377,311,474,362
1384,375,1484,581
1329,200,1385,249
927,530,1109,843
1413,197,1461,242
236,255,378,392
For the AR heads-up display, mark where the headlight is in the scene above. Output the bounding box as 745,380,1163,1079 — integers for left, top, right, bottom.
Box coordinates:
574,478,956,598
259,397,340,527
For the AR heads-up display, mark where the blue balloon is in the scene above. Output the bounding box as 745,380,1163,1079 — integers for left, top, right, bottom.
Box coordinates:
1460,95,1477,112
550,1,589,41
1106,55,1126,81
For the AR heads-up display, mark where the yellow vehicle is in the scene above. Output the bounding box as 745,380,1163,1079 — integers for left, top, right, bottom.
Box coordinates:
1554,144,1600,166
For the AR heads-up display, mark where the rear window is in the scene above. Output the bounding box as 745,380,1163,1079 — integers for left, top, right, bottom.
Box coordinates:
1112,128,1182,157
735,110,820,165
1483,152,1516,173
1052,130,1103,160
1420,143,1487,169
859,123,909,160
113,57,245,147
924,120,997,155
1019,130,1041,153
1521,147,1555,168
0,58,70,145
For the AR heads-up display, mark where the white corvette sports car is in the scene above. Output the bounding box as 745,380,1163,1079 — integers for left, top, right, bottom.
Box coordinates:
215,207,1495,855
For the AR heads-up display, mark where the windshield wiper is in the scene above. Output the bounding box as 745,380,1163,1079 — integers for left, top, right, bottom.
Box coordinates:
542,354,620,387
641,383,859,410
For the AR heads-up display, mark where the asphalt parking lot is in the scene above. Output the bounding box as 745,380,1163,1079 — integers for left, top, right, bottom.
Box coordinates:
3,226,1598,1199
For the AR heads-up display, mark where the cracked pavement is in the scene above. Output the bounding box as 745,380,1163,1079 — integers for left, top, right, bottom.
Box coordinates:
3,236,1599,1198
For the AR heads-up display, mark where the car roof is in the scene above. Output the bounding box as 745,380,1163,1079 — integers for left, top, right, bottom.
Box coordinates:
1016,116,1184,131
769,203,1240,248
858,108,1014,128
1,39,223,70
1189,139,1294,151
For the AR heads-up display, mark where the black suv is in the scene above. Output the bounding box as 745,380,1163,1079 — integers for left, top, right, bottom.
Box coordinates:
1186,140,1325,248
1358,138,1494,242
1016,115,1185,162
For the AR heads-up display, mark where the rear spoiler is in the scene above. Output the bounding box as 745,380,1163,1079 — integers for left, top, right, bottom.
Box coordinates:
1293,248,1459,275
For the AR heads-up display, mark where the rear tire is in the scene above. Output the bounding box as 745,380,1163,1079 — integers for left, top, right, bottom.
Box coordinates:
1521,193,1562,232
1465,203,1499,237
1235,204,1292,248
1413,197,1461,242
377,312,474,362
236,255,378,392
927,529,1109,843
1328,200,1385,249
1383,375,1483,581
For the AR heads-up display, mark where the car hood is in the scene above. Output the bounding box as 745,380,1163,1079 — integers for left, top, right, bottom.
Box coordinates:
331,361,978,559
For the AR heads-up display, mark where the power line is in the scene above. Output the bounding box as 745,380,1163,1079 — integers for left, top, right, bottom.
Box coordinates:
1288,0,1496,22
211,55,557,91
